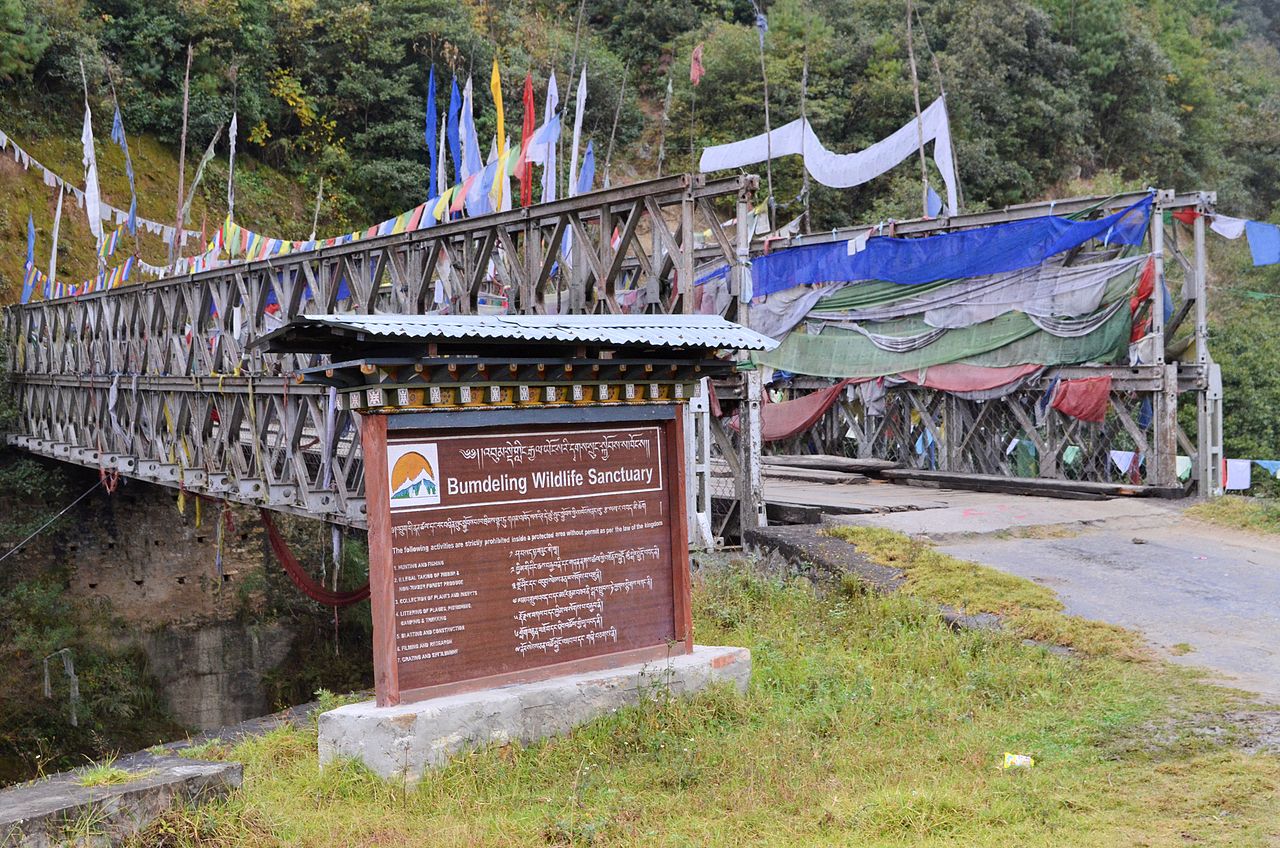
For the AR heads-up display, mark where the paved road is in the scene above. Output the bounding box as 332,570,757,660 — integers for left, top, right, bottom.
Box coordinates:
778,479,1280,701
940,518,1280,700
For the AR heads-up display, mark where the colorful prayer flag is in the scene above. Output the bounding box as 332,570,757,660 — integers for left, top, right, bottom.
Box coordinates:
520,72,534,207
691,43,705,86
425,66,439,197
490,59,505,154
448,77,463,184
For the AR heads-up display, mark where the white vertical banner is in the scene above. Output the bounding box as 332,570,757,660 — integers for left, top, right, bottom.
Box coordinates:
227,112,238,218
568,64,587,196
48,187,64,289
80,103,103,242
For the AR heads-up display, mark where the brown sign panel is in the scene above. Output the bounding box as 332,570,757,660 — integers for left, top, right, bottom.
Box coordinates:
363,414,690,705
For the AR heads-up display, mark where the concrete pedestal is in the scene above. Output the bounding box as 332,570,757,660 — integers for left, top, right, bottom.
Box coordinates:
317,645,751,781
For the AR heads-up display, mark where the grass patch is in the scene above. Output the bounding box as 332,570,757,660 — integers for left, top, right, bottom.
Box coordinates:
77,756,149,787
1171,643,1195,656
825,525,1146,659
126,560,1280,846
1185,496,1280,535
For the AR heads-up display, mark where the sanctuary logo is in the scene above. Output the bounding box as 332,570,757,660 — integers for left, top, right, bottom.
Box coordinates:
387,443,441,508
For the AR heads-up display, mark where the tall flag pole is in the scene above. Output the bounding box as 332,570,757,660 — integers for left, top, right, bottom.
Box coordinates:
690,43,704,171
748,1,774,228
799,46,810,231
425,65,439,198
172,43,193,262
519,72,534,207
603,62,628,189
905,0,930,217
656,75,673,177
569,64,587,196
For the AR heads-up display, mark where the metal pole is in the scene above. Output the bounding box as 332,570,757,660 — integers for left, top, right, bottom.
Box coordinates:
906,0,929,216
800,48,811,233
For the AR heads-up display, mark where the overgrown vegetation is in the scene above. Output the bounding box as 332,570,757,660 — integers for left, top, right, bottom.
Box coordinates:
1186,495,1280,535
0,577,185,785
77,755,149,787
116,555,1279,846
825,525,1147,659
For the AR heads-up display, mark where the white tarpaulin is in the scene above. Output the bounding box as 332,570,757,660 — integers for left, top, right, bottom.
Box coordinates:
699,96,959,216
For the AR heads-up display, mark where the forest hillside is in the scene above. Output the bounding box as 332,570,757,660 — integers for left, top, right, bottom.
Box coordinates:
1,0,1279,456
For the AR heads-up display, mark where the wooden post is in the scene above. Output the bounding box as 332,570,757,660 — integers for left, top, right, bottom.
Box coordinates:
667,414,694,649
360,412,399,707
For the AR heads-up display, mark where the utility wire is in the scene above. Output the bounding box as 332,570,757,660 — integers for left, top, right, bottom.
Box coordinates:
0,480,103,565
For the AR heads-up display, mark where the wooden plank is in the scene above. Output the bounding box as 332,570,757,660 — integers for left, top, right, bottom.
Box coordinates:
880,468,1182,499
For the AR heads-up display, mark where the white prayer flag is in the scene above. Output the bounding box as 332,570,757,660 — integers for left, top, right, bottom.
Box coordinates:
81,103,103,240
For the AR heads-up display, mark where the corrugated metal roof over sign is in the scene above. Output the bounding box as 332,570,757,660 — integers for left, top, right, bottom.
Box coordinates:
285,314,778,351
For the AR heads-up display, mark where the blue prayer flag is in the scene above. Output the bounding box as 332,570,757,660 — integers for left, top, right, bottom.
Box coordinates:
1246,220,1280,266
576,140,595,196
26,214,35,266
926,184,943,218
448,78,463,185
111,107,138,236
425,66,438,196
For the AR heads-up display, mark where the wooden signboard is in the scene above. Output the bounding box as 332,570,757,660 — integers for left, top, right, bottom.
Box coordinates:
362,408,692,706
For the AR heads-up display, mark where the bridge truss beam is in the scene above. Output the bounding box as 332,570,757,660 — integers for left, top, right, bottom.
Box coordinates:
5,174,761,529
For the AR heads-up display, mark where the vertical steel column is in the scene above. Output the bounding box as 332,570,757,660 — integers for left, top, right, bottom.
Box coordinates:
1150,193,1177,486
739,367,766,535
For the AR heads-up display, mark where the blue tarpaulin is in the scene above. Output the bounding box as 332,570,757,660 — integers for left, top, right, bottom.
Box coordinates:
751,196,1153,298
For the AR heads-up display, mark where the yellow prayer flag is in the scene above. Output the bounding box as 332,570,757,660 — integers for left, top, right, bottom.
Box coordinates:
433,187,455,221
490,58,505,151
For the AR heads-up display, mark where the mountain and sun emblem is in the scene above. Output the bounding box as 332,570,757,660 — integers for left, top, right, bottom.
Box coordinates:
390,449,440,502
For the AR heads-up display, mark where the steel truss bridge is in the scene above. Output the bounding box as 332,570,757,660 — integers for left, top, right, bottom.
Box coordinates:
2,175,1225,550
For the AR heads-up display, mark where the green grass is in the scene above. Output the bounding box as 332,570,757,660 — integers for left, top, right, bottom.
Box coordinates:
825,525,1147,659
125,553,1280,847
77,756,149,787
1185,496,1280,536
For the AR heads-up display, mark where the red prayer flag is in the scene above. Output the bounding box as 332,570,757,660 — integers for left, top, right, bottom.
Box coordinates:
691,43,705,86
520,73,535,207
1050,376,1113,424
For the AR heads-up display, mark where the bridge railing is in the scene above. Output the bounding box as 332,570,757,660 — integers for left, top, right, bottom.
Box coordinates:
4,174,760,528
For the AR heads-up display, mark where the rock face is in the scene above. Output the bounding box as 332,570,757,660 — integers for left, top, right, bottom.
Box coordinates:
318,645,752,782
137,621,295,730
2,463,320,732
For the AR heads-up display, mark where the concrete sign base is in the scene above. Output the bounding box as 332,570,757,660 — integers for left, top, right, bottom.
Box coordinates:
318,645,751,781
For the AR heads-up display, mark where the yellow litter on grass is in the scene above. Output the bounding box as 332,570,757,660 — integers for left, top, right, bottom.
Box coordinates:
1002,752,1035,769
